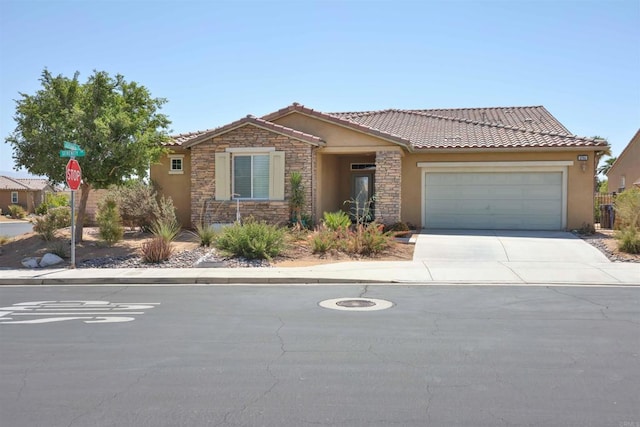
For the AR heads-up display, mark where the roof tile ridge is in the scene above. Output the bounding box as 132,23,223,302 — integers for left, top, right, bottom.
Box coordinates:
328,108,401,118
398,110,605,142
408,105,546,113
171,128,217,138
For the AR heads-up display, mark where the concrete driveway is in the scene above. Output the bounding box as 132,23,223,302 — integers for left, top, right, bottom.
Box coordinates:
413,230,610,263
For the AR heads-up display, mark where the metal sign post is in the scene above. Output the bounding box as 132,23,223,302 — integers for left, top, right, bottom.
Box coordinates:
70,189,76,268
62,142,84,269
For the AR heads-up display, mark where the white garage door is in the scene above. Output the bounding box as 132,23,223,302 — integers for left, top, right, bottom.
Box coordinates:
424,172,563,230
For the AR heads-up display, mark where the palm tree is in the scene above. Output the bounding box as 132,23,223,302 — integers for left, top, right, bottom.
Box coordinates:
597,156,617,176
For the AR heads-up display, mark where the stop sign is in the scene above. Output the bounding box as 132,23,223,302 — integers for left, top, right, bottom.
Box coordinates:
66,159,82,190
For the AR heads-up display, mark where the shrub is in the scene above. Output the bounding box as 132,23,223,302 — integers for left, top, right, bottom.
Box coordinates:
215,219,286,260
348,222,392,255
0,235,11,245
156,195,178,227
48,240,68,258
113,181,159,231
615,227,640,254
192,223,217,247
384,221,411,236
614,188,640,229
96,195,124,245
32,206,71,241
151,219,181,243
141,236,173,263
35,193,69,215
311,228,337,253
8,205,26,219
322,210,351,231
289,171,305,227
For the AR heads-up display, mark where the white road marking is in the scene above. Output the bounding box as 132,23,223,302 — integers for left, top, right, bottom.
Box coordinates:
0,300,159,325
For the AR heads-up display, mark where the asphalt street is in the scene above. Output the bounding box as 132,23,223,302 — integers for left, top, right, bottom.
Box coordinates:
0,221,33,238
1,284,639,427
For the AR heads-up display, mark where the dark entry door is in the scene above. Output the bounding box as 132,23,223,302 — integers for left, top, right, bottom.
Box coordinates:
351,173,374,221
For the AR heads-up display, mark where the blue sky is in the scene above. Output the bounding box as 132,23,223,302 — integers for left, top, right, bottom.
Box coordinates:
1,0,638,178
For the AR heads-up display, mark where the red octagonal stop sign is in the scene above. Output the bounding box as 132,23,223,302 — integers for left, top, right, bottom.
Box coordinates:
66,159,82,190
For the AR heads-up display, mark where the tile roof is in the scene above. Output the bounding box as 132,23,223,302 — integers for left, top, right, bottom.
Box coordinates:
330,107,608,150
0,176,52,191
168,103,609,151
336,106,571,134
0,176,29,191
262,103,412,148
14,178,51,190
165,129,216,146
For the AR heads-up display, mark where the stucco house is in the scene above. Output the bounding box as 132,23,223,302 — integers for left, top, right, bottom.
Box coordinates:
151,103,609,231
0,176,54,214
606,129,640,193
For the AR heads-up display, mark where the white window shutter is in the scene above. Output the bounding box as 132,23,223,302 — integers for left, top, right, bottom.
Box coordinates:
215,152,231,201
269,151,285,200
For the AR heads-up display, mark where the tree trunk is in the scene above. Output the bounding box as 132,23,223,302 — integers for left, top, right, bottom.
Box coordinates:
75,182,91,242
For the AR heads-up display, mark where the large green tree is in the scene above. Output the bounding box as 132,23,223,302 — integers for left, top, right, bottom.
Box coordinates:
5,69,171,241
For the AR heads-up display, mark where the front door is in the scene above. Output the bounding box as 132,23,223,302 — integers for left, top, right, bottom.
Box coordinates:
351,173,374,222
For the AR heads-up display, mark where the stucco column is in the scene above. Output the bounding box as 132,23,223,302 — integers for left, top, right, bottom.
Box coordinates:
375,150,402,225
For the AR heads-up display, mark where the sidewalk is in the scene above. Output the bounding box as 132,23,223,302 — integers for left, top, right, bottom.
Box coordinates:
0,260,638,286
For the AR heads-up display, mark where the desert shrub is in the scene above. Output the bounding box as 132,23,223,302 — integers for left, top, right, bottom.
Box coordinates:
8,205,26,219
113,181,160,231
32,206,71,241
311,228,337,253
348,222,392,255
577,223,596,235
48,240,68,258
33,216,58,241
96,195,124,245
289,171,306,228
151,218,181,243
614,188,640,229
156,195,178,226
192,223,217,247
35,193,69,215
141,236,174,263
384,221,411,237
322,210,351,231
615,227,640,254
215,219,286,260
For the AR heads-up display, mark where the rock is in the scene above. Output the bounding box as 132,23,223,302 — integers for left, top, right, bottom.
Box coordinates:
39,253,64,267
21,257,40,268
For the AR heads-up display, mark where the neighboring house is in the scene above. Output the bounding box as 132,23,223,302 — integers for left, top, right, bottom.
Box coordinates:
0,176,54,214
606,129,640,193
151,103,609,231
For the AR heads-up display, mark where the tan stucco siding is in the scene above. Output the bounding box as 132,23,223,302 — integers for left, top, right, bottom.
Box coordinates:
273,113,401,151
403,150,598,230
151,148,192,228
189,125,315,226
607,131,640,192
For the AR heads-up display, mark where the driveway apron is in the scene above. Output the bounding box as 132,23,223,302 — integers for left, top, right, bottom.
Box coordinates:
413,230,611,263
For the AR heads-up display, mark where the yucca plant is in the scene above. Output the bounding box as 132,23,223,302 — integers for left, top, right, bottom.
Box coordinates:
193,223,217,247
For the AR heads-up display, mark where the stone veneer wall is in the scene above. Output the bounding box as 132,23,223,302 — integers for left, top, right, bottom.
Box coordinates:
190,126,315,226
374,150,402,224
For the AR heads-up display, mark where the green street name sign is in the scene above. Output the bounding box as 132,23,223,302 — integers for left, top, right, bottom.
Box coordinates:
59,149,86,157
63,141,81,151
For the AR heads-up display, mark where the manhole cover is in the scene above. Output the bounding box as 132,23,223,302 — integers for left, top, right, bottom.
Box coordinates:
336,299,376,308
319,298,394,312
